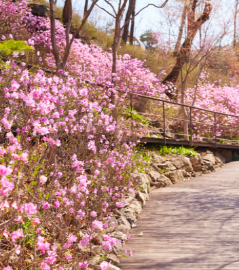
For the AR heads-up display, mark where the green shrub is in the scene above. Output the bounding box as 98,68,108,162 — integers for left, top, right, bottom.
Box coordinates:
150,145,197,157
125,108,149,125
0,40,33,57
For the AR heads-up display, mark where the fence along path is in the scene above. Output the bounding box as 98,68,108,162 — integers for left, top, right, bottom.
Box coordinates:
128,92,239,148
119,161,239,270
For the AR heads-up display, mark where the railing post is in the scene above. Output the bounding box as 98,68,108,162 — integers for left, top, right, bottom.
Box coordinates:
163,101,166,145
130,94,133,133
190,107,192,144
214,112,217,148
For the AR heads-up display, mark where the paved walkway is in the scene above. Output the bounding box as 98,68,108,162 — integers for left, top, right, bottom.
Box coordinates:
119,162,239,270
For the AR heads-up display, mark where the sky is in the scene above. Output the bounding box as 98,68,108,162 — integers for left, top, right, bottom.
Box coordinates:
58,0,236,48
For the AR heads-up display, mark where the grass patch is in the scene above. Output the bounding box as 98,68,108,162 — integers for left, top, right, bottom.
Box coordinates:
144,145,198,157
125,108,149,125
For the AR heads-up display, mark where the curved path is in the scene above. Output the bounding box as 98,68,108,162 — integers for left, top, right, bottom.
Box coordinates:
119,162,239,270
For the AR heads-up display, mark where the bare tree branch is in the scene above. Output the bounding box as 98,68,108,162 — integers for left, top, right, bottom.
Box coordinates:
96,4,116,18
105,0,117,15
134,0,169,17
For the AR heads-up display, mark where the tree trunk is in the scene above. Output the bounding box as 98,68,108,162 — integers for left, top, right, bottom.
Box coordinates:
62,0,72,25
122,0,134,43
130,0,136,45
234,0,239,47
173,4,187,57
163,0,212,89
84,0,89,17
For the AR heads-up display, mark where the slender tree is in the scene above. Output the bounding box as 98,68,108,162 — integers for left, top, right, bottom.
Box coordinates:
122,0,135,43
173,3,187,56
49,0,99,73
129,0,136,45
84,0,89,17
162,0,212,97
234,0,239,47
62,0,72,25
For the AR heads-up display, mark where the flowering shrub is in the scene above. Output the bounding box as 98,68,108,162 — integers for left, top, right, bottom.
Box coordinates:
0,56,142,269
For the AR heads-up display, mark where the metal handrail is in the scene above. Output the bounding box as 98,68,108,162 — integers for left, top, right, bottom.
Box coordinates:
128,92,239,147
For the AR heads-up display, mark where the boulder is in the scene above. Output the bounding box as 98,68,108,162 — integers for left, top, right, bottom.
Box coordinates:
152,174,172,188
117,216,131,231
193,164,202,172
148,170,161,182
119,208,137,224
171,156,193,172
110,231,127,242
127,200,142,215
149,120,162,128
202,153,215,165
30,4,49,17
133,173,150,194
136,191,149,206
107,254,120,265
89,255,101,268
152,161,176,172
151,154,165,163
190,156,201,166
115,224,130,234
164,170,184,184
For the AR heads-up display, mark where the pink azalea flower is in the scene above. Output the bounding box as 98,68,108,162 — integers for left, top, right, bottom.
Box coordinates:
11,228,24,242
40,175,47,184
92,220,103,230
32,218,41,225
3,266,12,270
90,211,97,217
78,261,88,269
42,202,50,209
24,203,37,217
100,261,111,270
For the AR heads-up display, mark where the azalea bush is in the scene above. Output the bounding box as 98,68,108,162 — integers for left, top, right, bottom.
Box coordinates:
0,57,142,269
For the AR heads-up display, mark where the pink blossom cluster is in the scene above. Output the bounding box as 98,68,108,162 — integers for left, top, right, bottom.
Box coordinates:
0,41,137,270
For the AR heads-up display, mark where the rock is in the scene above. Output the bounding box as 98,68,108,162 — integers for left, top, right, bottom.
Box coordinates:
115,224,130,234
194,171,203,177
164,170,184,184
107,254,120,265
215,156,223,165
202,153,215,165
193,164,202,172
151,154,165,163
119,208,137,224
181,169,188,177
133,173,150,194
153,174,172,188
189,156,201,166
148,170,161,182
91,245,102,256
163,128,176,139
149,120,162,128
171,156,193,172
153,161,176,172
110,231,127,242
136,191,149,206
30,4,49,17
88,255,101,268
127,200,142,215
112,243,123,255
116,216,131,232
92,233,103,245
117,215,131,228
